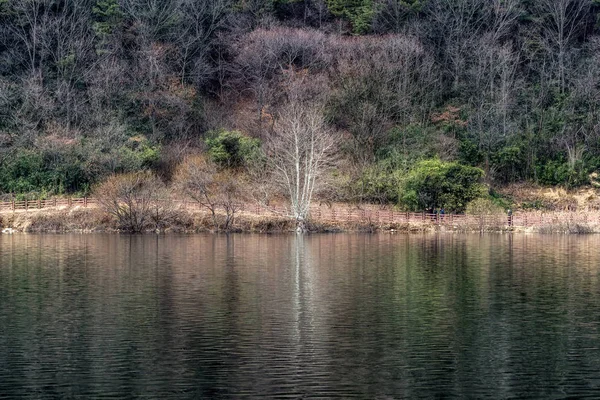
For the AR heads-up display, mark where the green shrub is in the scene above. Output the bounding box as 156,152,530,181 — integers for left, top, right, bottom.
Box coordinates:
118,135,160,172
399,158,485,212
205,129,261,169
458,139,483,166
0,134,161,196
536,160,588,188
0,150,49,193
0,149,87,195
352,163,403,203
491,145,526,183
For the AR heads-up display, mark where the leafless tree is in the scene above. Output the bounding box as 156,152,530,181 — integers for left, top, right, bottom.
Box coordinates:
174,155,220,227
532,0,591,93
267,100,338,229
95,171,170,232
229,28,331,122
174,155,246,231
120,0,181,41
467,37,521,176
218,170,245,230
331,34,438,164
423,0,521,93
174,0,232,86
4,0,50,75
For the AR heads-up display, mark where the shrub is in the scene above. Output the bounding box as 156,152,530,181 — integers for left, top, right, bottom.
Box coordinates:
0,150,49,194
491,145,526,183
118,135,160,172
94,171,170,232
536,159,588,188
399,158,485,212
349,163,403,204
466,198,505,215
0,148,87,195
174,155,247,231
205,130,261,170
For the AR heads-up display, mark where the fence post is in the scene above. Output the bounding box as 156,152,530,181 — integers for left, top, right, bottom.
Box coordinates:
11,199,14,211
84,197,88,208
68,197,72,208
37,198,41,209
25,199,28,211
54,198,57,208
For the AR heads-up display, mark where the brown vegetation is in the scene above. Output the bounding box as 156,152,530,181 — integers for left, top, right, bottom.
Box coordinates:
173,155,247,231
95,171,174,232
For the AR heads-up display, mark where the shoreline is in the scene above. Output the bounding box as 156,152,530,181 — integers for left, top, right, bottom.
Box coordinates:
0,207,598,234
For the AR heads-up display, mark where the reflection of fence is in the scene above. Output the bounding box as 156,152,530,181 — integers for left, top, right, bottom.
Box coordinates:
0,197,598,228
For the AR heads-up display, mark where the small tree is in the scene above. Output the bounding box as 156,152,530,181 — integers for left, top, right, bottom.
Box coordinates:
399,159,485,212
267,101,338,230
95,171,169,232
174,155,245,231
217,170,245,231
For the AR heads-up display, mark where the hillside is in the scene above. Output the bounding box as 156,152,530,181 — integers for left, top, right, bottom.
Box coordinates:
2,0,600,213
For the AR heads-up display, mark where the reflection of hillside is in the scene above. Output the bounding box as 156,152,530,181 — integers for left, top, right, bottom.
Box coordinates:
1,234,600,398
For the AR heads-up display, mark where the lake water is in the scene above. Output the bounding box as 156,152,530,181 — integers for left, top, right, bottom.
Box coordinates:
1,233,600,398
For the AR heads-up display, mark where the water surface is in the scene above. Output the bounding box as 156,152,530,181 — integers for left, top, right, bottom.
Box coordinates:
1,233,600,398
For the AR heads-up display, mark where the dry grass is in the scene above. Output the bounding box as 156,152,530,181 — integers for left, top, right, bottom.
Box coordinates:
2,209,112,233
2,206,599,234
0,207,434,233
536,222,596,234
497,183,600,211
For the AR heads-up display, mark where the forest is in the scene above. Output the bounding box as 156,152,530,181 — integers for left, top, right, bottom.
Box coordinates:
2,0,600,213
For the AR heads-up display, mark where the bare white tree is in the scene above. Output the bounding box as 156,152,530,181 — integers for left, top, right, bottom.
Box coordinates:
267,101,338,230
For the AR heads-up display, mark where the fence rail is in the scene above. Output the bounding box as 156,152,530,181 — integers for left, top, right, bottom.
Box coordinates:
0,197,598,228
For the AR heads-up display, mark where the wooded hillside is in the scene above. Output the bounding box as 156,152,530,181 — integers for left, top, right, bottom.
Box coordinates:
1,0,600,206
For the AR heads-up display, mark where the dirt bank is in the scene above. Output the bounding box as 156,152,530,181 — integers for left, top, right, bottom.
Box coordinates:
497,183,600,211
1,207,599,234
0,208,415,234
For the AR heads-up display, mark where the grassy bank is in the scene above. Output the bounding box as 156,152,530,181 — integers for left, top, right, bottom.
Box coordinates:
1,208,600,234
0,208,436,234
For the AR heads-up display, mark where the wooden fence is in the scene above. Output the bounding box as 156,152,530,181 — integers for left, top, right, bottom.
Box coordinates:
0,197,94,211
0,197,598,228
